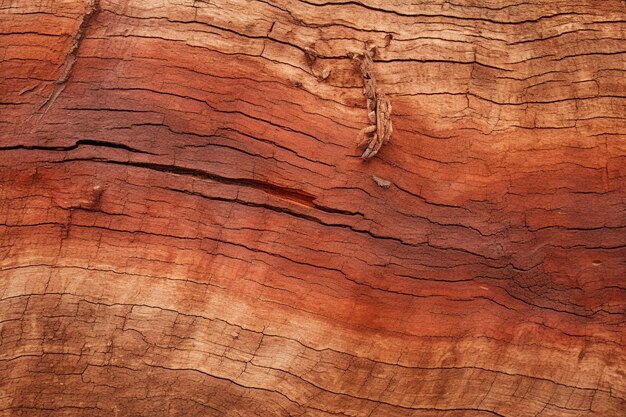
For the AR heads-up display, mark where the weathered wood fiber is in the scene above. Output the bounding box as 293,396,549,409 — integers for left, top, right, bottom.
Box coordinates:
1,0,625,416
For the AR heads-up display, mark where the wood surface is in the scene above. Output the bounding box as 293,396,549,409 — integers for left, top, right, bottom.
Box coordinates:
1,0,625,416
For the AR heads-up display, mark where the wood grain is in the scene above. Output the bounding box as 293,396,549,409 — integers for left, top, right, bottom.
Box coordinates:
1,0,625,416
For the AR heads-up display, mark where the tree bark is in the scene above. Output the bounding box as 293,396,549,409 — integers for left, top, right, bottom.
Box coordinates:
1,0,625,416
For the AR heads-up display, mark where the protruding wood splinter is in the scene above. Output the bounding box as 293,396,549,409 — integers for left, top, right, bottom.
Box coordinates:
351,48,393,160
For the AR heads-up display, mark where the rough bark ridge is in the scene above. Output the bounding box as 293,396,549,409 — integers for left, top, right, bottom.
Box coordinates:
1,0,625,416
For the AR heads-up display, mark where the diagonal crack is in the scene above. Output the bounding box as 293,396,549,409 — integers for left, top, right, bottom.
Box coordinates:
38,0,101,113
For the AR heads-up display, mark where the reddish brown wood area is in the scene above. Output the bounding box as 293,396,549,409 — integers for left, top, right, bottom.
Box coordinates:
1,0,625,416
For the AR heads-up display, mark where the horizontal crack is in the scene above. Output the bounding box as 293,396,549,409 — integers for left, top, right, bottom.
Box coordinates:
0,139,156,155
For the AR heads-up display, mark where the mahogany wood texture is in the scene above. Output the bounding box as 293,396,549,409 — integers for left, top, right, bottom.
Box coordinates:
1,0,625,416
